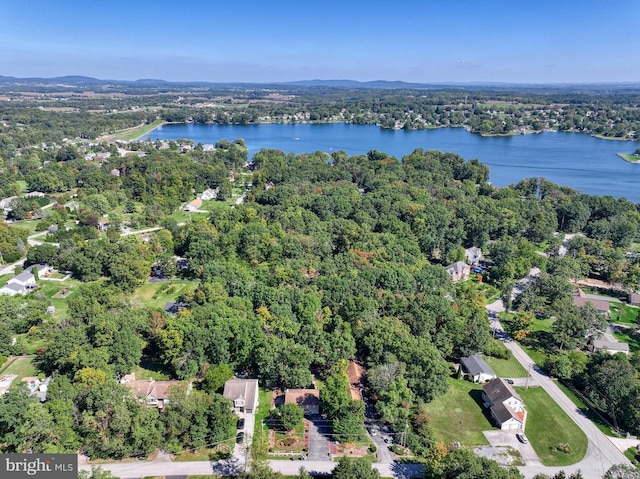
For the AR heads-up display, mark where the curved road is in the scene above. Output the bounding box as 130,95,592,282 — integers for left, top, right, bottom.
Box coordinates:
487,267,631,479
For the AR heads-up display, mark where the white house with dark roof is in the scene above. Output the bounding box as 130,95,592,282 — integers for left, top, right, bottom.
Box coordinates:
460,354,497,383
223,379,259,414
482,378,527,431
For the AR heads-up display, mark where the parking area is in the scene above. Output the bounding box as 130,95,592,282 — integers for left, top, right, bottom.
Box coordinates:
232,411,255,464
482,430,542,466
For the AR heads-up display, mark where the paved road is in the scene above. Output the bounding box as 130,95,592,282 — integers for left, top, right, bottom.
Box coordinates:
80,459,424,479
487,267,631,479
307,417,330,460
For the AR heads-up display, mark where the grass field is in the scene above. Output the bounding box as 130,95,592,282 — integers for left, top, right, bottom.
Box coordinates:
38,277,83,321
253,388,274,458
0,274,11,288
482,354,528,378
609,303,639,326
423,377,491,447
517,386,587,466
0,356,38,380
613,331,640,353
135,282,197,310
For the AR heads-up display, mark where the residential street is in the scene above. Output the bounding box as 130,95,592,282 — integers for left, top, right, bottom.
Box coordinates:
487,267,633,479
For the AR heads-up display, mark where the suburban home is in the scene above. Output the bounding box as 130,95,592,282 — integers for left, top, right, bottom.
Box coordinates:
185,198,203,211
572,288,610,315
0,196,17,214
465,247,483,266
445,261,471,282
629,292,640,306
591,339,630,356
460,354,497,383
0,375,17,395
0,266,46,296
223,379,259,414
121,373,190,410
284,389,320,415
347,361,365,401
482,378,527,431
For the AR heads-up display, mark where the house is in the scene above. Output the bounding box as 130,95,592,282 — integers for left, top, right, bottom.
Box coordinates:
572,289,610,315
592,339,630,356
200,188,218,201
629,293,640,306
47,224,59,234
0,375,17,395
223,379,259,414
445,261,471,282
0,267,41,296
284,389,320,415
21,376,41,393
482,378,527,431
460,354,497,383
163,301,189,315
346,361,365,401
121,372,190,410
185,198,203,211
465,247,483,266
0,196,17,214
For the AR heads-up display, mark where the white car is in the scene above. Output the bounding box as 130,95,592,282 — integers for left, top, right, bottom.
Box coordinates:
516,433,528,444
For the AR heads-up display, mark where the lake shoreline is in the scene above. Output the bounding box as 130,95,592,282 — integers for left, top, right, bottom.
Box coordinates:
617,153,640,164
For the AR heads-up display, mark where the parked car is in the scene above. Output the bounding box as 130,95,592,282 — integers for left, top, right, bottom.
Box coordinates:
236,432,244,444
506,379,515,385
516,433,528,444
237,418,245,430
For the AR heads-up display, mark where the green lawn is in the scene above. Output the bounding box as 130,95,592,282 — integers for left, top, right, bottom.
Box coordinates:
38,278,83,321
12,220,41,235
609,303,639,326
519,344,548,369
423,377,491,447
254,388,274,458
0,356,38,380
482,354,528,378
0,274,11,288
618,153,640,163
135,282,197,310
517,386,587,466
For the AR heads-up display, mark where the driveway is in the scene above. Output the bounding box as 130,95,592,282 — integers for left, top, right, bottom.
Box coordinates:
307,416,330,461
483,430,542,466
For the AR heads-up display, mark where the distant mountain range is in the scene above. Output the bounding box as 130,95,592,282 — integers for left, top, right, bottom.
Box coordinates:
0,74,638,91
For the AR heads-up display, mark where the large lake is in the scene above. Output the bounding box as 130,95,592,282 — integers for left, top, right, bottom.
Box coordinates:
149,123,640,202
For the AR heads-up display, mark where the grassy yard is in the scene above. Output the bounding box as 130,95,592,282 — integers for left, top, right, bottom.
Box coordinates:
517,386,587,466
482,354,528,378
135,281,197,310
0,274,11,288
253,388,274,458
38,277,83,321
609,303,639,326
0,356,38,380
423,377,491,447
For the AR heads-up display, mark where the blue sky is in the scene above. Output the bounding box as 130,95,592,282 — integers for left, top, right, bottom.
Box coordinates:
2,0,638,83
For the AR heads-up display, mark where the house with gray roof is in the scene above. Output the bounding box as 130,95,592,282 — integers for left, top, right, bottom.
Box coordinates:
445,261,471,282
223,379,259,414
482,378,527,430
460,354,497,383
465,247,483,266
592,339,630,356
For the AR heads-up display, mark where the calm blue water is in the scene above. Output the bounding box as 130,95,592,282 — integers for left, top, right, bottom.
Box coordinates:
149,123,640,202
